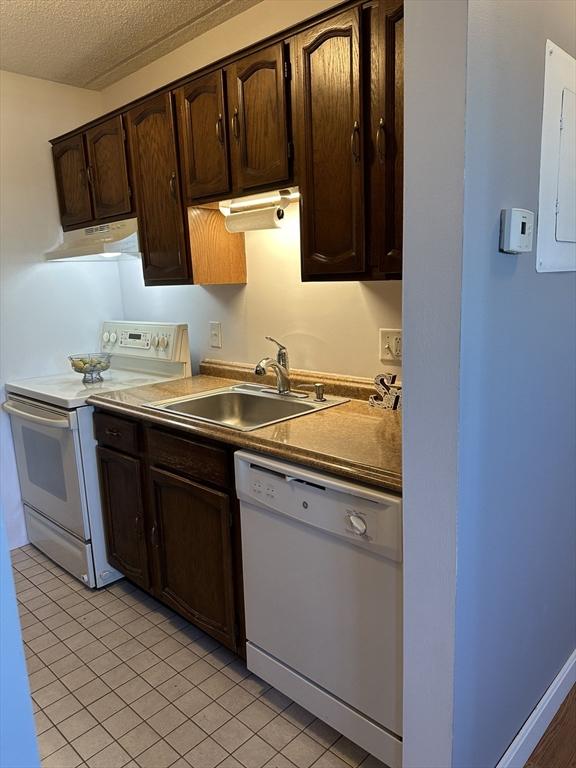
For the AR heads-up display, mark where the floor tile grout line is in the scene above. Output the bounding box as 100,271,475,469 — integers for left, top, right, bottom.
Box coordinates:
19,545,382,768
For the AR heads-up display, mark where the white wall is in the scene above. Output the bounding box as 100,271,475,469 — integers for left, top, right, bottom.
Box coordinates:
0,71,124,548
453,2,576,765
105,0,403,379
118,206,402,377
401,1,467,765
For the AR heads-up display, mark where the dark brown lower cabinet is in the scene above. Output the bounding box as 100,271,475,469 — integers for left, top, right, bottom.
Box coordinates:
149,467,236,649
95,411,242,654
97,447,150,590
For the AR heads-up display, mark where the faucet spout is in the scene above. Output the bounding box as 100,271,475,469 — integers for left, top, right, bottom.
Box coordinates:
254,357,291,395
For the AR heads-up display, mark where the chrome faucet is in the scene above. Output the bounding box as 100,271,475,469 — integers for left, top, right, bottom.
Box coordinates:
255,337,291,394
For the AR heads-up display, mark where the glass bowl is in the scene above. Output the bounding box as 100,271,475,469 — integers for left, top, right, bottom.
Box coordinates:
69,353,111,384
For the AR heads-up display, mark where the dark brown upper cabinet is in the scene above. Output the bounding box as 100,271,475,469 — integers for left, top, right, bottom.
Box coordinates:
85,116,132,220
175,71,231,204
49,0,402,283
293,2,404,281
226,42,290,194
364,0,404,278
52,134,93,228
52,120,133,230
292,10,365,279
126,92,192,286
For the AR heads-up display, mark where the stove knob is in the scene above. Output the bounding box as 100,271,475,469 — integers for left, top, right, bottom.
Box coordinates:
102,331,110,343
151,336,159,349
159,336,169,350
109,332,117,344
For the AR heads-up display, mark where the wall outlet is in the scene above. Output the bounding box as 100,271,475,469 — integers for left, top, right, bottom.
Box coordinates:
379,329,402,361
209,321,222,349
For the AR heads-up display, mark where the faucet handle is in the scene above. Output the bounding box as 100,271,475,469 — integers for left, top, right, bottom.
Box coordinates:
265,336,286,351
265,336,289,370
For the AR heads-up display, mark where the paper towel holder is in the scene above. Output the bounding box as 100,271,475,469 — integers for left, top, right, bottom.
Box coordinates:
218,187,299,232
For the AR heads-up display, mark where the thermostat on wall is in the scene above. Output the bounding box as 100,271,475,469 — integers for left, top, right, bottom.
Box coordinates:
499,208,535,254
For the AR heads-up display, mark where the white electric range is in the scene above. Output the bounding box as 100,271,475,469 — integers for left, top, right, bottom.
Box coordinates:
4,321,190,587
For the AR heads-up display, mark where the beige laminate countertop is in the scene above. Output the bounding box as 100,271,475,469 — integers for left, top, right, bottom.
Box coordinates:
87,375,402,493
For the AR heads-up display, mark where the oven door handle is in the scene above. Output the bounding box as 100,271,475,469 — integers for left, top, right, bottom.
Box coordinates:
3,401,73,429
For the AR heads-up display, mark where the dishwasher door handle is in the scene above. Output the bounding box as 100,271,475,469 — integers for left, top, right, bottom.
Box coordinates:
250,462,301,485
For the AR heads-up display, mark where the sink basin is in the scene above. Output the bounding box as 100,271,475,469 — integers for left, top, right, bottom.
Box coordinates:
146,385,348,431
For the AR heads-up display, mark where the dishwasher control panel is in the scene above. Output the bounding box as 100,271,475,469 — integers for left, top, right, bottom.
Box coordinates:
235,451,402,562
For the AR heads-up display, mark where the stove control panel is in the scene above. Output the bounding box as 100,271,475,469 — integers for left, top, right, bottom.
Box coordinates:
119,329,151,349
99,322,189,371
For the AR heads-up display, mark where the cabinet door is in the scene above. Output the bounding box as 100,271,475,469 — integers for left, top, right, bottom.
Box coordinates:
85,116,132,220
293,10,364,279
226,42,290,192
52,134,93,228
126,93,191,285
175,72,230,203
365,0,404,277
97,447,149,590
149,467,236,650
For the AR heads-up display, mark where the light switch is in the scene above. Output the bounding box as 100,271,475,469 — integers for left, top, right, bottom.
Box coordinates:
209,321,222,349
379,329,402,362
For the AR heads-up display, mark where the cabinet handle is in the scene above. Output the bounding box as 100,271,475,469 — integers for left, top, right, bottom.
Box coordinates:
231,107,240,141
150,523,159,548
351,120,360,163
86,165,95,186
376,117,386,163
104,428,120,438
215,113,224,144
169,172,177,200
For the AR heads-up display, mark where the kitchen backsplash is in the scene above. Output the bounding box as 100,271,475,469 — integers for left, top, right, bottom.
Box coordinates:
118,207,403,380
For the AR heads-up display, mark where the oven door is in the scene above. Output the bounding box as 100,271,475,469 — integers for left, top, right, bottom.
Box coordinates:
4,395,90,540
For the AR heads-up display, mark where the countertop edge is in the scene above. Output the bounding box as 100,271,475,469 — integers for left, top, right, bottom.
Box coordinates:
87,395,403,494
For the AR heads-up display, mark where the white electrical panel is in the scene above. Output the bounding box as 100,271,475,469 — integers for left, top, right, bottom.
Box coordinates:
556,87,576,243
499,209,535,253
537,40,576,273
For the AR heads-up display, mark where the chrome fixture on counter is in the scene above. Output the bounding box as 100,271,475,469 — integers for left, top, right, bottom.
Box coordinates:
255,336,292,395
293,382,326,402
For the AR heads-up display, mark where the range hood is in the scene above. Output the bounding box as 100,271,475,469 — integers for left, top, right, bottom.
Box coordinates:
45,218,140,262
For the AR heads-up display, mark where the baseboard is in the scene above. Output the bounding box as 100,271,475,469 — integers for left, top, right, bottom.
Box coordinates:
496,648,576,768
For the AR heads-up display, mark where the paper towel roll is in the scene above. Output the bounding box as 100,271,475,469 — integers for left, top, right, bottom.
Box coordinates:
224,206,285,233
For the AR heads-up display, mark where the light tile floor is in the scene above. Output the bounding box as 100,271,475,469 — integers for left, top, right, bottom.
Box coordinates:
12,544,387,768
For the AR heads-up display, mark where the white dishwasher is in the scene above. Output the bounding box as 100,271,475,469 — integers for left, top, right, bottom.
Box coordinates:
235,451,403,768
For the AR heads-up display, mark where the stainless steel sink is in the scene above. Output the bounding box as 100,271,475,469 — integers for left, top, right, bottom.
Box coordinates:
145,384,348,431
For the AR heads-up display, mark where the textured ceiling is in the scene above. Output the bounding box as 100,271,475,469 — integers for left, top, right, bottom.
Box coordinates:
0,0,262,89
